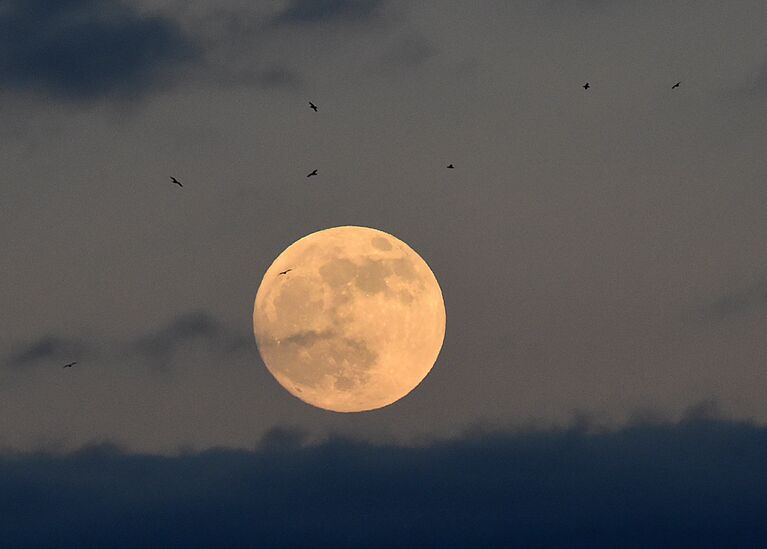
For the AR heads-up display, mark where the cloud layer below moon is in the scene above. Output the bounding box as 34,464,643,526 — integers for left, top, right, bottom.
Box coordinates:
2,414,765,548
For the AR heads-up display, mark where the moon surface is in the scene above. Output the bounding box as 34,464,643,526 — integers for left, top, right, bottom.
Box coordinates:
253,226,446,412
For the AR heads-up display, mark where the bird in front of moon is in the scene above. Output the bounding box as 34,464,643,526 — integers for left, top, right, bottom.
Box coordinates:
253,226,446,412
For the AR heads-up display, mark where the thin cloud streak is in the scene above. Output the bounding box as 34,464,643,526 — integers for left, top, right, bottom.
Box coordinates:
2,312,251,372
271,0,388,26
3,336,87,369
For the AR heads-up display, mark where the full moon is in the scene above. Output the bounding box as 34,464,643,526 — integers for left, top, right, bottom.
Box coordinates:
253,226,446,412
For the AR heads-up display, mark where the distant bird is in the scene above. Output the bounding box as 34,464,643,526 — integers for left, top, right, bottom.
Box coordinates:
672,81,681,89
447,164,455,169
309,101,318,112
583,82,590,90
170,176,183,187
307,169,318,178
62,362,77,369
278,269,293,276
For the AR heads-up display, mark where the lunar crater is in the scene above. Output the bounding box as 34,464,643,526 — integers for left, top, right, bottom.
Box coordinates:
254,226,445,412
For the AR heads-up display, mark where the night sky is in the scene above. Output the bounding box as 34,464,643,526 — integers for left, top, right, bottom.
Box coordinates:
2,1,767,546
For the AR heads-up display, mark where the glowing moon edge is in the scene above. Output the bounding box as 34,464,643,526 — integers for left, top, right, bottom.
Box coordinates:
253,226,446,412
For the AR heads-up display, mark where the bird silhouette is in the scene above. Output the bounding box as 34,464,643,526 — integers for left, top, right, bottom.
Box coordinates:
672,81,681,89
307,169,318,178
278,269,293,276
447,164,454,169
62,362,77,369
583,82,590,90
309,101,318,112
170,177,183,187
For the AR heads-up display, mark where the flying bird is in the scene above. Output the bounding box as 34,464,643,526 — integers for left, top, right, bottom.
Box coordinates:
672,81,681,89
309,101,318,112
170,177,183,187
583,82,590,90
447,164,454,169
307,169,318,178
278,269,293,276
62,362,77,369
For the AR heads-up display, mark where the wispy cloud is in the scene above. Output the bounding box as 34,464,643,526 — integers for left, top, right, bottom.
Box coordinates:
2,311,251,372
130,311,251,367
157,0,402,91
203,64,303,90
3,336,87,369
693,276,767,321
271,0,388,26
378,33,435,71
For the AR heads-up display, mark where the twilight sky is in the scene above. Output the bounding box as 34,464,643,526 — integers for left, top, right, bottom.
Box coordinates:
3,0,767,457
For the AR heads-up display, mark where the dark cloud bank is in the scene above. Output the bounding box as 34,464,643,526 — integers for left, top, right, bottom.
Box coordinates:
0,0,405,102
2,416,766,548
0,0,198,100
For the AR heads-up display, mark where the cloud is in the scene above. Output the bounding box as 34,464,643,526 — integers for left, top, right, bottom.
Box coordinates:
278,329,337,347
165,0,401,90
693,276,767,321
252,66,302,88
0,0,200,101
3,336,86,369
752,61,767,95
378,34,435,70
131,311,250,366
1,415,766,547
2,311,251,373
206,65,303,90
271,0,387,26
